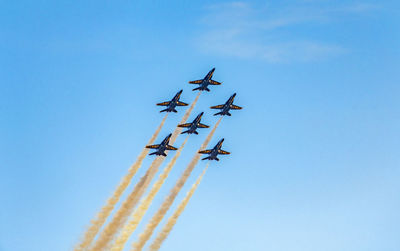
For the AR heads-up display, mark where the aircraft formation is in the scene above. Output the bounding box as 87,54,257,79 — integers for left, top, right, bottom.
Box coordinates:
74,68,242,251
148,67,242,161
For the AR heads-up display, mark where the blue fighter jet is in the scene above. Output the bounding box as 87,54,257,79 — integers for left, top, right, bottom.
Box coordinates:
146,134,178,156
198,138,230,161
188,68,221,91
157,90,188,113
177,112,209,134
210,93,242,116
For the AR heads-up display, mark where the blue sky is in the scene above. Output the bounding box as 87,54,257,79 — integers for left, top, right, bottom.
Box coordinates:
1,1,399,250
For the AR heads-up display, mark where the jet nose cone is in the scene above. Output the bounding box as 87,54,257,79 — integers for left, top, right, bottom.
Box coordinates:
233,93,237,97
221,138,225,142
178,90,183,94
199,112,204,116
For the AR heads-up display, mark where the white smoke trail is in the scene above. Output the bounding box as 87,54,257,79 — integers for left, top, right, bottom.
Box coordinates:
90,94,201,251
74,114,168,251
111,137,189,251
89,156,164,251
132,118,222,250
170,92,200,143
149,163,209,250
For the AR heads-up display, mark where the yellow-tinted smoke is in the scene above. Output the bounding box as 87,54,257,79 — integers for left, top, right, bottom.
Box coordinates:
74,114,168,251
90,156,164,251
111,137,189,251
90,95,201,251
132,118,222,250
149,163,209,251
170,92,201,143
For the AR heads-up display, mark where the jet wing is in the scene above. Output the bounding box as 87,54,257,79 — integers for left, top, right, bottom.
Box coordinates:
218,149,230,155
166,145,178,150
210,104,224,109
176,101,188,106
189,80,203,84
157,101,171,106
209,80,222,85
178,123,192,128
198,149,212,154
146,144,160,149
230,105,242,110
197,123,210,128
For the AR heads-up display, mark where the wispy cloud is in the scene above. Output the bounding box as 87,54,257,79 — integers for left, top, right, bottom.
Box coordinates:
195,1,378,63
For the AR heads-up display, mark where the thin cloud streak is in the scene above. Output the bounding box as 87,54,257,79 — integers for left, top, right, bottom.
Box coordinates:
196,1,377,63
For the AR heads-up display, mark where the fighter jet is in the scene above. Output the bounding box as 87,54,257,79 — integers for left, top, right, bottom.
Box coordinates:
210,93,242,116
198,138,230,161
157,90,188,113
146,133,178,156
177,112,209,134
188,68,222,91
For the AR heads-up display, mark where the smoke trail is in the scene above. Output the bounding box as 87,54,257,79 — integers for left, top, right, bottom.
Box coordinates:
149,163,209,251
90,95,201,251
111,137,189,251
133,118,222,250
90,156,164,251
74,114,168,251
170,92,201,143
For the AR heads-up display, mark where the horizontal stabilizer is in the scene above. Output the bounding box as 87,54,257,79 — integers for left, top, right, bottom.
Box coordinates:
192,87,201,91
214,112,223,116
149,152,158,156
160,108,169,113
181,130,190,134
173,109,178,113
